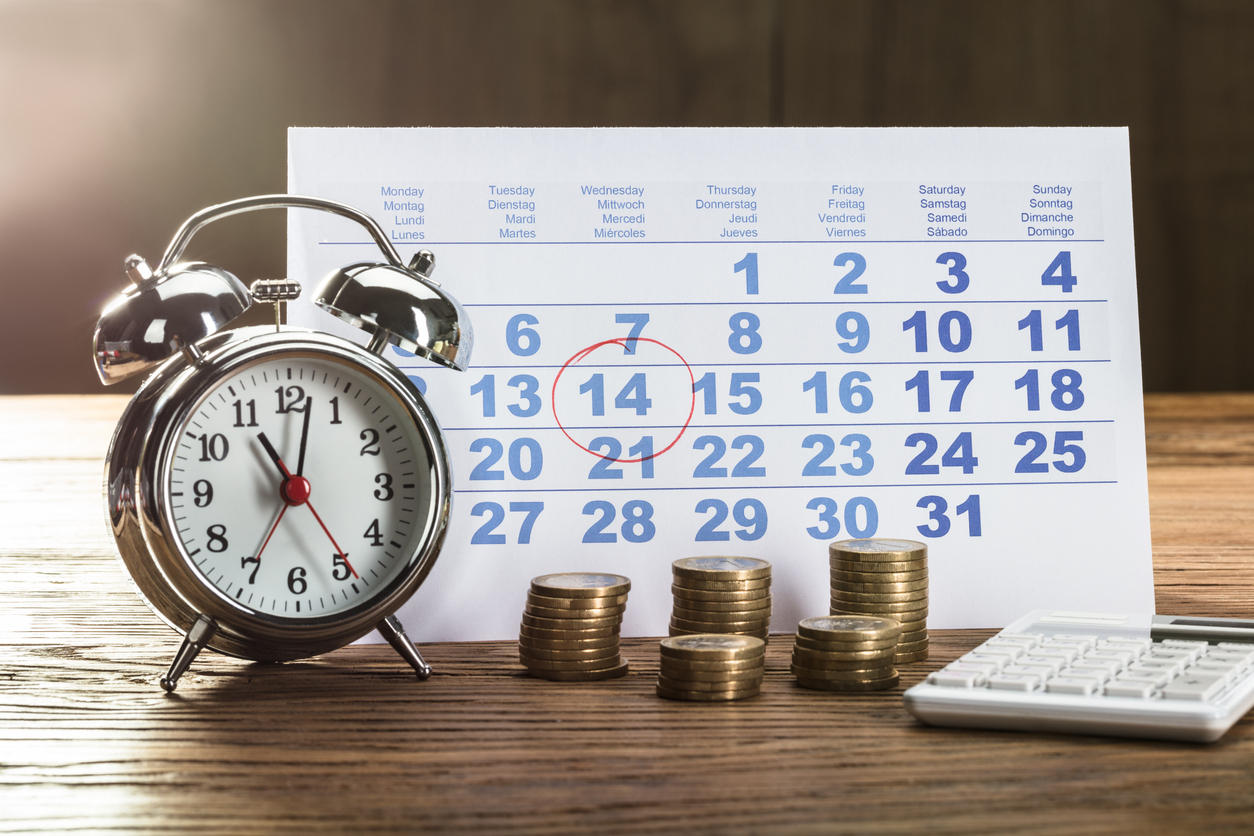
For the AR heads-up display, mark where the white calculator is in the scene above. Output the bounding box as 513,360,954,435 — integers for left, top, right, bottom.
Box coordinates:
903,610,1254,742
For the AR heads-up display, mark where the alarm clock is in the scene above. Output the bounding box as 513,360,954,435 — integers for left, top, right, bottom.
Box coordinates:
93,195,473,691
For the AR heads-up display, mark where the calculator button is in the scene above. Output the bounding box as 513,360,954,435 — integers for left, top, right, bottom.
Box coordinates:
1161,639,1210,652
1046,676,1099,696
988,673,1040,692
1189,659,1239,682
1032,647,1079,664
945,661,1000,678
1130,659,1183,677
1148,647,1197,664
928,669,987,688
1051,634,1100,651
1099,637,1153,651
977,642,1026,659
1162,673,1226,701
1216,642,1254,653
959,652,1011,671
1018,655,1064,674
1209,650,1254,669
1118,668,1172,688
1083,649,1135,669
1060,666,1112,685
1068,660,1120,680
1104,679,1156,699
997,633,1044,648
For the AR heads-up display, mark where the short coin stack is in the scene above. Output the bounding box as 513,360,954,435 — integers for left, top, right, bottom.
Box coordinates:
828,538,929,663
657,634,766,701
791,615,902,691
518,573,631,681
670,557,772,642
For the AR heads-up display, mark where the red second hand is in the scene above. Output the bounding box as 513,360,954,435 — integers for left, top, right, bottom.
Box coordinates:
305,501,359,579
253,503,288,562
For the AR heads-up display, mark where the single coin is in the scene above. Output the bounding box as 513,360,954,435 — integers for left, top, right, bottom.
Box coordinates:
895,640,930,655
531,572,631,599
517,634,619,651
830,598,928,615
658,655,765,673
526,591,630,610
672,604,772,622
671,596,773,613
519,623,619,641
672,556,772,581
889,620,928,635
894,648,930,664
657,673,764,693
670,584,772,603
525,659,630,681
519,647,622,664
520,653,625,671
898,629,929,644
526,603,626,620
829,578,929,594
673,577,772,592
828,587,929,603
798,615,901,642
828,538,926,562
671,616,770,633
790,663,896,681
793,635,900,653
655,683,760,702
790,653,896,671
795,673,899,691
660,633,765,661
830,562,927,577
790,646,897,665
522,612,622,630
670,626,770,641
659,664,764,683
830,568,929,584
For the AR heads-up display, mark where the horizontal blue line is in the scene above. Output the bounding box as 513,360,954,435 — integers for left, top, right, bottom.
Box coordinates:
441,419,1115,431
419,359,1111,369
453,479,1118,494
463,299,1110,307
321,239,1106,246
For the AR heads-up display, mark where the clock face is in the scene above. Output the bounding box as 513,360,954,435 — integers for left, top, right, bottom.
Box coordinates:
165,353,437,620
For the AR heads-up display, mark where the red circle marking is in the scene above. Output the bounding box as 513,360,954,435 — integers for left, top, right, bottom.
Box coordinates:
282,475,312,506
551,337,696,462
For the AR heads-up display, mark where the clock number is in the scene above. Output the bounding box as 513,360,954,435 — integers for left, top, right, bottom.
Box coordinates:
359,428,381,456
364,519,383,547
329,396,342,424
374,473,394,501
275,385,307,414
832,252,868,294
232,399,258,428
240,556,260,583
206,524,228,552
287,566,307,595
198,433,229,462
331,553,352,581
192,479,214,507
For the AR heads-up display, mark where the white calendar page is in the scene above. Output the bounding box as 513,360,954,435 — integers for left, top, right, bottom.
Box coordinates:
287,127,1153,641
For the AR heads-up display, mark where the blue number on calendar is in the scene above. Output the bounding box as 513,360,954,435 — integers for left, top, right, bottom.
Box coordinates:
802,433,873,477
692,434,766,478
906,369,974,412
582,500,655,543
470,501,545,545
470,374,543,418
734,252,759,295
935,252,970,294
587,436,655,479
1019,310,1082,352
802,371,827,412
469,437,543,481
903,310,971,353
805,496,879,539
916,494,981,538
728,312,762,354
695,498,768,541
580,373,652,416
838,371,873,413
506,313,541,356
692,372,762,415
832,252,868,294
1015,430,1086,473
1042,251,1077,292
1015,368,1085,412
905,431,978,475
615,313,650,354
835,311,869,353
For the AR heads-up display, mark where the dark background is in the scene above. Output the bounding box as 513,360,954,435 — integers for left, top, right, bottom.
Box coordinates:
2,0,1250,394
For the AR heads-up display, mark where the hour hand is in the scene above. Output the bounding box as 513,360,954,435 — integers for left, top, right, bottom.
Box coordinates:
256,432,291,480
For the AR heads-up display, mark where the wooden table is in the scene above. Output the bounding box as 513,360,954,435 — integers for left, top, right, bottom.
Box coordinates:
3,394,1254,834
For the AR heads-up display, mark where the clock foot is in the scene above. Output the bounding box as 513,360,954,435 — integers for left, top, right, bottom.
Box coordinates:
377,615,432,680
160,614,218,692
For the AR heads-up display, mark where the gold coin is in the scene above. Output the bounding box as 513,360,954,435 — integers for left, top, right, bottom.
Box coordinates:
828,538,926,562
672,577,772,592
790,646,896,665
828,587,929,603
830,559,927,573
830,568,929,584
671,595,773,613
793,635,899,653
526,591,630,610
519,623,620,641
830,598,928,615
672,556,772,581
531,572,631,599
658,664,764,683
670,584,771,603
657,673,764,693
526,659,629,681
655,683,760,702
889,619,928,635
829,578,929,594
519,643,622,662
526,603,627,620
797,615,901,642
669,626,770,641
520,653,624,671
671,616,770,633
795,672,899,691
660,633,765,661
790,652,896,671
672,603,771,622
518,634,618,651
899,629,929,644
790,663,896,681
894,648,930,663
896,641,930,656
658,655,765,673
522,612,622,630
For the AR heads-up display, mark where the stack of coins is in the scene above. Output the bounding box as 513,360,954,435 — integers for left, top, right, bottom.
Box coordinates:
657,634,766,701
518,573,631,681
670,557,772,641
791,615,902,691
828,538,928,663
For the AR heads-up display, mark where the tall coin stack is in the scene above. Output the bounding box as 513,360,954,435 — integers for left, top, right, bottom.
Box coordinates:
670,557,772,641
518,573,631,681
828,538,929,663
657,634,766,702
790,615,902,691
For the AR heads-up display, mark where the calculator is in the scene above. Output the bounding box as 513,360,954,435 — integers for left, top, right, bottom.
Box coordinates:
902,611,1254,742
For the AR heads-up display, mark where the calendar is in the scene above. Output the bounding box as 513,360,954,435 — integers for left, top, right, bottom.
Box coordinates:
287,127,1153,641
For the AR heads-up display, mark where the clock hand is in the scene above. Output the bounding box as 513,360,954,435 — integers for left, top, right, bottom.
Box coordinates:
304,500,359,579
296,397,312,477
257,432,292,480
253,503,288,562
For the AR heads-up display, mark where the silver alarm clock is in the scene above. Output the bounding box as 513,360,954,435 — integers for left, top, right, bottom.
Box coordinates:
93,195,473,691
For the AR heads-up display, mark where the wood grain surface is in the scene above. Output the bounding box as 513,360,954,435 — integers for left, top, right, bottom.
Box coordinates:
3,394,1253,834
